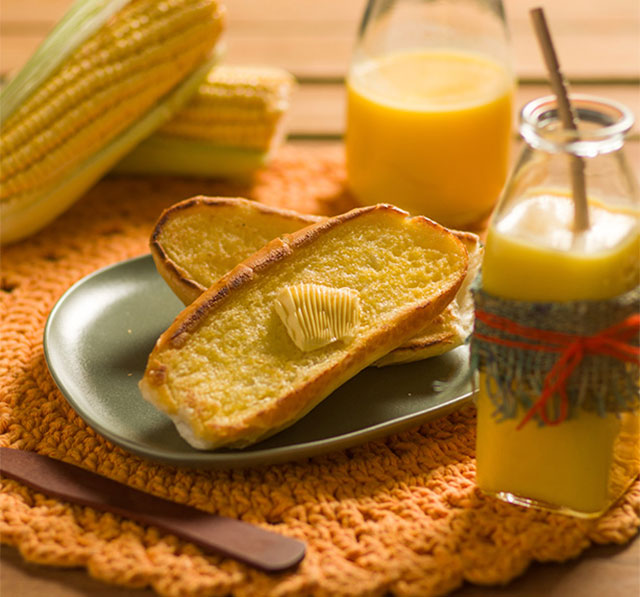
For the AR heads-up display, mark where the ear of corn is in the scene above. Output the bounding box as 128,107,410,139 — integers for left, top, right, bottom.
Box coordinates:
1,0,226,245
3,55,220,244
160,65,294,151
115,65,295,178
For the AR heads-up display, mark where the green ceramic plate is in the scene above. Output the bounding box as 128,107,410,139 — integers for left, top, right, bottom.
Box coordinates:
44,255,475,469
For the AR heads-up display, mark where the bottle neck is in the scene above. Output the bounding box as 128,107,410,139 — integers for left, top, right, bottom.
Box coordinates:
519,94,634,157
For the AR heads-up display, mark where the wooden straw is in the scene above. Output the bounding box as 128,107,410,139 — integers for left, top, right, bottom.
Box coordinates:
530,7,590,231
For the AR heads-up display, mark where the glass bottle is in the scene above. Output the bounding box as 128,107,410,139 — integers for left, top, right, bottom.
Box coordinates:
345,0,515,229
474,94,640,518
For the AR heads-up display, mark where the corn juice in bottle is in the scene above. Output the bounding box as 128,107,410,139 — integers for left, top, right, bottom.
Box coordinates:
473,95,640,517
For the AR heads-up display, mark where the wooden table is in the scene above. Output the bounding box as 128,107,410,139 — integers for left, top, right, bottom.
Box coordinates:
1,1,639,596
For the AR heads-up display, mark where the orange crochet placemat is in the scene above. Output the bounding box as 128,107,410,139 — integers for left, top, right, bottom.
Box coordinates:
1,144,639,597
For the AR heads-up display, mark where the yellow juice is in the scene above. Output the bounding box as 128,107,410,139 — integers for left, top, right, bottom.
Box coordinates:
345,49,514,228
476,192,640,517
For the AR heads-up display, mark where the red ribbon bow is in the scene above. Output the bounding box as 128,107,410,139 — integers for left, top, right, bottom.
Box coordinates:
474,311,640,429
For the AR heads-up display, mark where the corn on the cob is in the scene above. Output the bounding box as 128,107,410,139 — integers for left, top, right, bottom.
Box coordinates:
0,0,225,245
115,65,295,178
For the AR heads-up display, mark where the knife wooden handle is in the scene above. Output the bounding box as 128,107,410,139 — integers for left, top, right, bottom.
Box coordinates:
0,447,305,572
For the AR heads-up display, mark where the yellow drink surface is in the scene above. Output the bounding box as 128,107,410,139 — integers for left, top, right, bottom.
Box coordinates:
477,193,640,517
483,193,640,301
346,49,513,228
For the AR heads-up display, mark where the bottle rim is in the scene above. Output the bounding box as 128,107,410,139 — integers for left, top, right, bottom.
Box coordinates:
520,94,634,152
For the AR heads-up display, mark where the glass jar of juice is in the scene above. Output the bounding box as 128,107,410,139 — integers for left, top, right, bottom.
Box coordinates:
473,94,640,518
345,0,515,229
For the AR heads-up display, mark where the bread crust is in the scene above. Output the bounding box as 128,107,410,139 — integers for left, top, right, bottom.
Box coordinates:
140,204,468,449
150,196,323,304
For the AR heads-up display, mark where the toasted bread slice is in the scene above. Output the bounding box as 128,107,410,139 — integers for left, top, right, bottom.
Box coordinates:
150,196,481,365
140,205,469,449
150,196,323,305
374,229,482,366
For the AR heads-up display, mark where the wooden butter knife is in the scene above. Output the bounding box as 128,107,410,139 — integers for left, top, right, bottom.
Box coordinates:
0,447,305,572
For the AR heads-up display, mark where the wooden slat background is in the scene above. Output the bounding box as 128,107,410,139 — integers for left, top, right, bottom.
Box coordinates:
2,1,639,141
2,0,640,79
